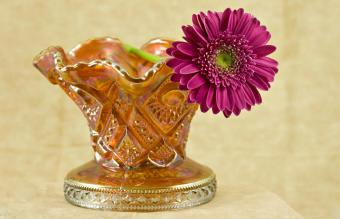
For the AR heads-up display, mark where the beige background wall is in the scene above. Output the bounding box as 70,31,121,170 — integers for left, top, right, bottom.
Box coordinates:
0,0,339,218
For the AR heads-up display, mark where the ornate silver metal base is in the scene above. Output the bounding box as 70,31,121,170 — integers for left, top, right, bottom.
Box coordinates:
63,159,216,211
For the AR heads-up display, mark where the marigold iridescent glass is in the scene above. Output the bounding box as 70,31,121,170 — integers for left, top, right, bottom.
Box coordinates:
33,37,216,211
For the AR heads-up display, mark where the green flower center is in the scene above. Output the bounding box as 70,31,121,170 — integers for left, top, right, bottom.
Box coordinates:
215,51,234,70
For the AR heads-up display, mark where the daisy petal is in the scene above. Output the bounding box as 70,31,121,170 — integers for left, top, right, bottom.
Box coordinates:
196,83,209,103
220,8,232,32
234,88,246,109
254,57,278,68
225,86,234,111
167,58,184,68
206,85,215,108
250,29,271,47
233,106,241,116
221,87,228,110
216,86,224,111
187,73,206,89
188,88,199,102
251,65,275,81
248,75,270,91
212,103,220,114
179,74,192,88
248,83,262,104
180,63,200,74
243,85,256,105
173,62,189,73
172,50,192,60
179,84,187,90
245,18,260,38
200,102,209,112
176,42,198,57
253,45,276,57
239,16,254,35
234,13,251,35
206,11,220,36
166,47,176,56
227,10,235,32
223,109,232,118
203,16,218,40
192,13,206,37
182,25,208,47
170,73,181,82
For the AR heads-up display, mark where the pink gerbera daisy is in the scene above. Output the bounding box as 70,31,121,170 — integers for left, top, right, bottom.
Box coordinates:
166,8,278,117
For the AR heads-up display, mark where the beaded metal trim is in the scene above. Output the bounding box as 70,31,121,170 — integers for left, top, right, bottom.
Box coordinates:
64,176,216,211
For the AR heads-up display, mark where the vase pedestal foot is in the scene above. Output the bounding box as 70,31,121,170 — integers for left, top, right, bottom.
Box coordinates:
64,158,216,211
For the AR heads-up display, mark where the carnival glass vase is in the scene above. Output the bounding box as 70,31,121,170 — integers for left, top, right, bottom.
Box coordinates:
33,37,216,211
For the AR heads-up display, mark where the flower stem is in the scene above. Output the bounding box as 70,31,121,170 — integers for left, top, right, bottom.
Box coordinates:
122,43,164,63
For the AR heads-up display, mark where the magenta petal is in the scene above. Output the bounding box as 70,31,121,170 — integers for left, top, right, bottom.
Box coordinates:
176,42,197,57
220,8,232,31
187,73,206,89
232,9,244,34
237,88,246,109
206,11,220,36
208,11,220,28
243,85,256,105
206,85,214,108
245,18,260,38
223,110,232,118
226,86,234,111
196,83,209,103
203,17,218,40
188,88,199,102
251,65,274,82
212,103,220,114
249,75,270,91
233,88,245,109
216,86,227,111
260,65,278,75
179,74,192,88
166,47,176,56
216,86,223,111
241,87,253,106
234,13,251,35
250,25,267,35
180,63,200,74
188,96,195,103
235,8,244,20
248,83,262,104
221,87,228,110
256,57,278,68
250,30,270,47
172,41,181,47
172,50,192,60
182,25,208,47
233,106,241,116
271,66,279,74
170,73,181,82
227,10,235,32
200,102,209,113
179,84,187,90
166,58,184,68
239,16,254,35
253,45,276,57
192,14,206,37
173,62,189,73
